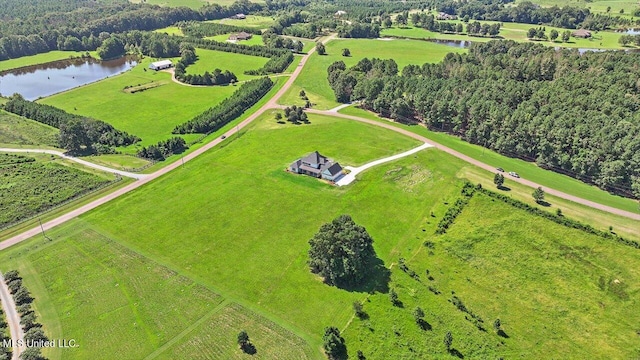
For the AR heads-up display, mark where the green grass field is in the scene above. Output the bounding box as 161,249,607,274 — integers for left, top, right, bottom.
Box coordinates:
339,106,640,219
80,154,150,171
522,0,639,16
280,38,468,110
342,192,640,359
381,22,629,50
187,48,269,81
39,57,237,148
205,34,265,46
0,110,59,148
0,51,88,73
2,108,639,358
212,15,275,29
129,0,264,9
154,26,184,36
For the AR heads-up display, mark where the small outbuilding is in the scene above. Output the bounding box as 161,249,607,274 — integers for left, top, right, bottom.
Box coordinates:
436,12,458,20
572,29,592,38
335,10,347,17
229,32,253,41
232,13,246,20
149,60,172,71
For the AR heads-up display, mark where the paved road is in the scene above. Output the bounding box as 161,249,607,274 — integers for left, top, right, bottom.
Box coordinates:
308,109,640,221
0,272,24,360
336,143,432,186
0,34,330,252
0,148,147,180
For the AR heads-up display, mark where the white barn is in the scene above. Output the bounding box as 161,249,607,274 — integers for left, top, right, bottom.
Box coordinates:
149,60,172,71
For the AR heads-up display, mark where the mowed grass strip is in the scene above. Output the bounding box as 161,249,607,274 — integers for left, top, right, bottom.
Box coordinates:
0,110,59,148
39,57,237,148
2,224,224,360
186,48,269,81
280,38,467,109
0,51,88,72
205,34,265,46
343,192,640,359
339,106,640,216
156,303,313,360
211,15,275,29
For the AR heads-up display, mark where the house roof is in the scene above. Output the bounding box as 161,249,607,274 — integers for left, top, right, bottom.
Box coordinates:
300,164,321,174
301,151,328,166
572,29,591,37
150,60,172,67
323,162,343,176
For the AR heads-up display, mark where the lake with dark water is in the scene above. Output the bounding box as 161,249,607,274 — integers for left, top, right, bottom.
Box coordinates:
0,56,138,101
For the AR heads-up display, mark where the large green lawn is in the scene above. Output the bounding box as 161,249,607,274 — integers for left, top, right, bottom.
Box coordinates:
39,57,237,148
0,110,59,148
205,34,265,46
2,109,639,358
129,0,263,9
382,21,629,50
522,0,639,16
187,48,269,81
342,192,640,359
280,38,467,110
0,51,88,73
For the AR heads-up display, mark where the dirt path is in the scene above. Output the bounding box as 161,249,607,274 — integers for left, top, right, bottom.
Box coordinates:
307,109,640,221
0,272,24,360
0,34,334,252
0,148,148,180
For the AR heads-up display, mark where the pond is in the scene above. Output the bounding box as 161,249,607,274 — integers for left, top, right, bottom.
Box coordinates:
0,56,138,101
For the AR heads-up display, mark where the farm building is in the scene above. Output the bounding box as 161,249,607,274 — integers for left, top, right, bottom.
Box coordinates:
572,29,592,38
229,32,253,41
290,151,344,182
231,13,246,19
335,10,347,17
436,12,458,20
149,60,172,71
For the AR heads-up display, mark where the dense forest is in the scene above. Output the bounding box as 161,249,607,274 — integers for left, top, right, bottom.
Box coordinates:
3,95,139,153
327,41,640,197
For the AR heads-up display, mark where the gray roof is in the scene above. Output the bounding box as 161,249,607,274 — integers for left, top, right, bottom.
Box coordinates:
300,164,321,174
301,151,328,166
324,162,343,176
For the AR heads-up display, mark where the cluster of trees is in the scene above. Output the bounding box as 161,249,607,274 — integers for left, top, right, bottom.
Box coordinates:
526,27,571,42
282,105,309,123
237,330,256,354
308,215,379,288
184,38,294,75
327,58,398,102
282,23,319,38
337,23,380,38
327,41,640,197
322,327,347,360
177,21,261,38
173,77,274,134
4,95,140,153
137,137,187,161
466,21,501,37
4,270,49,360
618,34,640,46
262,30,305,52
96,36,125,60
0,306,9,360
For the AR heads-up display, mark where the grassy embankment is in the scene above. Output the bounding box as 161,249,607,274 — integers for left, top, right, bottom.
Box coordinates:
0,51,90,73
0,111,59,148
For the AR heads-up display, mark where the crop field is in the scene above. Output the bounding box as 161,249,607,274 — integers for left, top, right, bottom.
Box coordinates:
339,106,640,218
381,22,628,50
157,303,313,359
212,15,275,29
0,110,59,148
342,192,640,359
280,38,467,109
0,153,110,228
39,57,237,148
0,51,89,73
187,48,269,81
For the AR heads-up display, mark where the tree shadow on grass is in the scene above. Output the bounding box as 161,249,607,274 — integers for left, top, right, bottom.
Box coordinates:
497,329,510,338
536,200,552,207
497,185,511,191
449,348,464,358
417,319,432,331
241,343,257,355
336,257,391,294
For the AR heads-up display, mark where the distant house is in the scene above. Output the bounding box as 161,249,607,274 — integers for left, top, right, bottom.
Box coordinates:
572,29,592,38
231,13,246,20
436,12,458,20
335,10,347,17
229,32,253,41
149,60,172,71
290,151,344,182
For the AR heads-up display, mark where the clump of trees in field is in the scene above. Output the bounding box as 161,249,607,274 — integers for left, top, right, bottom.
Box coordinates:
174,44,237,86
178,21,261,38
308,215,380,288
283,105,308,124
3,270,49,360
322,326,347,360
237,330,256,354
137,137,187,161
3,95,139,154
327,41,640,198
173,77,274,134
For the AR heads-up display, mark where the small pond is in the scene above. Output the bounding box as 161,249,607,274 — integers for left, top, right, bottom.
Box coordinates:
0,56,138,101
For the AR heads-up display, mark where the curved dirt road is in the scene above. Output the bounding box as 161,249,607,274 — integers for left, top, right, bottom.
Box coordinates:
307,109,640,221
0,35,328,252
0,272,25,360
0,148,147,180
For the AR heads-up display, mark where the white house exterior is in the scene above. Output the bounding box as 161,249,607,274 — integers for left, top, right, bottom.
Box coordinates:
290,151,344,182
149,60,172,71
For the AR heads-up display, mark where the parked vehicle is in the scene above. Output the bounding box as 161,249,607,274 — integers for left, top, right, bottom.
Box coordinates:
508,171,520,178
221,135,226,139
496,167,504,172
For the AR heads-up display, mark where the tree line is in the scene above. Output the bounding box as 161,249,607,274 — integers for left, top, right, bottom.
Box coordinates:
137,137,187,161
3,95,140,154
176,21,262,38
173,77,274,134
327,41,640,198
174,44,238,86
